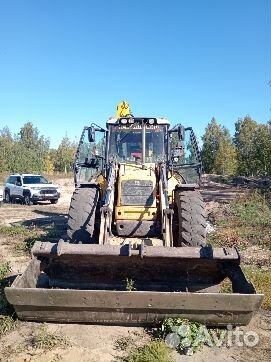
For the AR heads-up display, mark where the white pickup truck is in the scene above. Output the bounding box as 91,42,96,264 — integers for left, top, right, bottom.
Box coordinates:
4,174,60,205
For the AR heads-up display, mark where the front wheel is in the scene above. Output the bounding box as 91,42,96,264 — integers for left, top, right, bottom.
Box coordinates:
67,187,100,243
50,199,58,204
175,189,207,247
24,194,33,206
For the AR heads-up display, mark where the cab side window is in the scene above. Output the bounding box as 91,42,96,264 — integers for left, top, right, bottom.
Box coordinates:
7,176,16,184
16,176,22,186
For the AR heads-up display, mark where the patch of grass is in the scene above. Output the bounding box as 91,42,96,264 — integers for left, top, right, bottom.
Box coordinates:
0,225,36,237
231,192,271,227
32,323,71,351
220,278,232,293
243,265,271,310
0,262,11,280
115,336,134,351
15,224,65,254
0,315,17,338
0,262,14,315
208,192,271,250
219,265,271,309
121,341,171,362
15,237,37,253
0,225,41,254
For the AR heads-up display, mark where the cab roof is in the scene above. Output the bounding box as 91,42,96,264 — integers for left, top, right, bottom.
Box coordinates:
106,117,170,125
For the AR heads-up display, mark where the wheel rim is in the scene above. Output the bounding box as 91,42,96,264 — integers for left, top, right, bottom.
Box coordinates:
25,195,30,205
5,193,10,203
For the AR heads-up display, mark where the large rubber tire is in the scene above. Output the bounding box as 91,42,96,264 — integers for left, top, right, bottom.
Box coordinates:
175,190,206,247
4,190,10,203
24,193,33,206
67,187,100,243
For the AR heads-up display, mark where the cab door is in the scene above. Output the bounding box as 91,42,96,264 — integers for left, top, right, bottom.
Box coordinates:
14,176,23,198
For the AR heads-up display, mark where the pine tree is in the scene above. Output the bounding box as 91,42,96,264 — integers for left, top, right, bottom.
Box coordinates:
54,135,76,173
202,118,236,174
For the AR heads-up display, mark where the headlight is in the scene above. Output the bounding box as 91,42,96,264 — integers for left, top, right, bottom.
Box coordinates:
119,118,128,124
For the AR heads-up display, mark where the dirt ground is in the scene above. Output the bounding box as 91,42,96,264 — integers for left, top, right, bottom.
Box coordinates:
0,177,270,361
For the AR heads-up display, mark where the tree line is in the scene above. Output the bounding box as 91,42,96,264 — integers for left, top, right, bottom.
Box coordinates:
0,116,270,176
0,122,76,174
201,116,271,176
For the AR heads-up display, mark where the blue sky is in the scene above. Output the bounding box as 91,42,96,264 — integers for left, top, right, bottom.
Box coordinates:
0,0,270,148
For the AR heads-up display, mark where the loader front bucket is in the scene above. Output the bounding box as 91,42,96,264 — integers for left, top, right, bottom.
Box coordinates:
5,241,263,326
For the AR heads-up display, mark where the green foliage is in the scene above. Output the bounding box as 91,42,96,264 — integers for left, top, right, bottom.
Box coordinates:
125,278,136,291
0,262,11,281
208,191,271,249
0,262,16,328
231,193,271,227
115,336,134,351
161,318,226,355
0,122,76,174
0,225,36,237
0,262,12,316
242,265,271,310
0,316,17,338
202,116,271,176
32,323,71,350
54,135,76,173
121,341,171,362
201,118,237,175
234,116,271,176
220,264,271,310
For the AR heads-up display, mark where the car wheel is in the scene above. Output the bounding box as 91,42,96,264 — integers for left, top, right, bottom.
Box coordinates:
50,199,58,204
5,191,10,203
24,194,33,206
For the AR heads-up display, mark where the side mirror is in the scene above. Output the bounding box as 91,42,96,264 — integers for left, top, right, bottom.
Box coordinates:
178,126,185,141
88,127,95,142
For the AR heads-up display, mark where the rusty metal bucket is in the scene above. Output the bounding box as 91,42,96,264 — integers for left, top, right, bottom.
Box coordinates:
5,241,263,326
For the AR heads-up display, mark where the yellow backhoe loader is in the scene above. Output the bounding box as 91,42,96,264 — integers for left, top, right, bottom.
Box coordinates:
5,103,263,326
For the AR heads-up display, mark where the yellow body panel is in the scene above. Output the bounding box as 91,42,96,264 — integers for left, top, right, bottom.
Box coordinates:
115,163,157,221
167,170,180,204
115,206,157,220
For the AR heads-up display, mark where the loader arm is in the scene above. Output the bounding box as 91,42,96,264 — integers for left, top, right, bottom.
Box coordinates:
159,163,174,247
99,162,116,244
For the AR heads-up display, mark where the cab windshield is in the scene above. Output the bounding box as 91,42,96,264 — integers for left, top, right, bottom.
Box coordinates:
108,124,166,163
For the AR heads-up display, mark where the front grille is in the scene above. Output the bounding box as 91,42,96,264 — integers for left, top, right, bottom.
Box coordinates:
121,180,153,206
40,189,57,195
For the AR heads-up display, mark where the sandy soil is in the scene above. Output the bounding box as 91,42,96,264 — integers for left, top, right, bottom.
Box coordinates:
0,177,270,361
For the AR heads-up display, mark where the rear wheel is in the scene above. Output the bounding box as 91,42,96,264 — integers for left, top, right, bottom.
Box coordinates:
5,191,11,203
175,189,206,247
67,187,100,243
